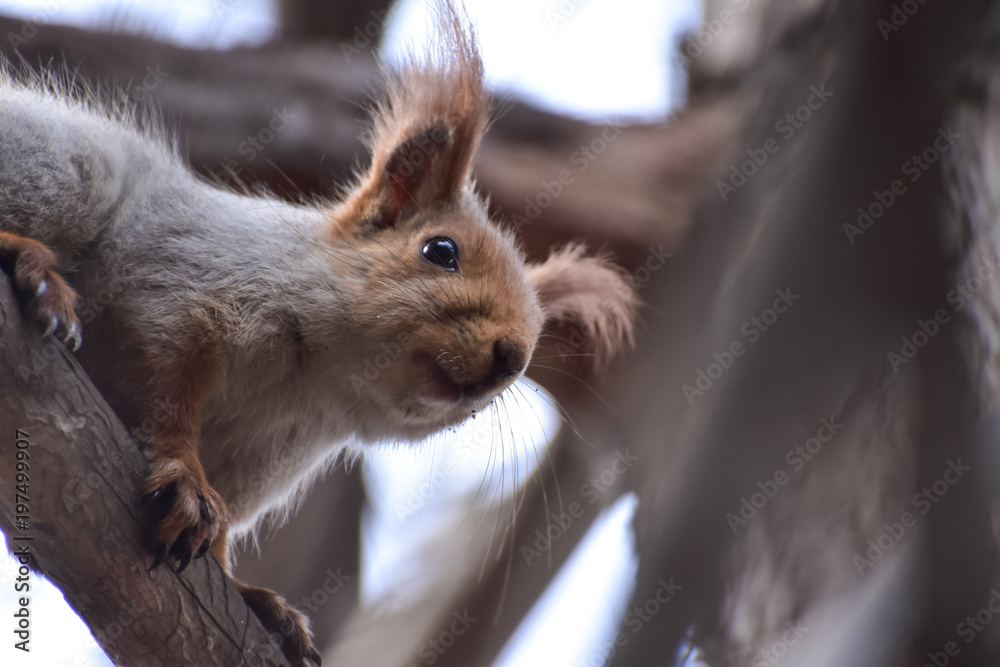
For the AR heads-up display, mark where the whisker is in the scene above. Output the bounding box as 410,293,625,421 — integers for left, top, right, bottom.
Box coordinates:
527,362,619,418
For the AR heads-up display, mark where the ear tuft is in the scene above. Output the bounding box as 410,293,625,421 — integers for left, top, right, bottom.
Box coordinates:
359,2,487,228
378,125,454,229
526,244,638,371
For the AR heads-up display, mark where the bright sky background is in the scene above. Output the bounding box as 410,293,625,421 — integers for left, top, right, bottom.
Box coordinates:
382,0,701,121
0,1,702,666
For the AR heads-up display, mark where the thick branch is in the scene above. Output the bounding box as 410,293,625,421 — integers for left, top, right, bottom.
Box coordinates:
0,273,291,667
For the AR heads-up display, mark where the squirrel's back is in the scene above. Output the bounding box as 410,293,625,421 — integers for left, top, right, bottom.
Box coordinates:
0,72,184,259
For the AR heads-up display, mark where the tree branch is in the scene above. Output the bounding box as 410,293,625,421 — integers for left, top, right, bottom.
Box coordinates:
0,272,291,667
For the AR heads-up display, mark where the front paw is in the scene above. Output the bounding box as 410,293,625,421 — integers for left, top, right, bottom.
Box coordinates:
239,584,322,667
141,458,226,572
7,242,81,350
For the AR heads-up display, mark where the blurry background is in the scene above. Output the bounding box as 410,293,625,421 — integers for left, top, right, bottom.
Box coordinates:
0,1,705,665
3,1,995,665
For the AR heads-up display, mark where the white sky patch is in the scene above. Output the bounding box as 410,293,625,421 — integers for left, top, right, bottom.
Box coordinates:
0,544,113,667
493,493,639,667
0,0,277,48
361,376,562,608
382,0,701,122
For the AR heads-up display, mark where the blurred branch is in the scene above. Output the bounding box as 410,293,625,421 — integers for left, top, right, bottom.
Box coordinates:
278,0,393,41
235,463,365,651
0,273,291,667
322,432,625,666
610,0,999,664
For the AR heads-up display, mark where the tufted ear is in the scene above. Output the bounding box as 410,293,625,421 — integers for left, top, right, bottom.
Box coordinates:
526,244,638,370
376,125,455,229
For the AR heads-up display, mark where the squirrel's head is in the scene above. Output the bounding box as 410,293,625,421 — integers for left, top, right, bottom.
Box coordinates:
323,3,636,441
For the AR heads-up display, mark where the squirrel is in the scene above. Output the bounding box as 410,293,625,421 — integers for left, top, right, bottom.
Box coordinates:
0,3,636,665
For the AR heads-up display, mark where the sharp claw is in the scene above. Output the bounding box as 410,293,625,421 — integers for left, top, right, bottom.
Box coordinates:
35,280,47,297
143,481,177,512
141,487,162,507
170,529,191,556
63,322,81,351
308,647,323,666
176,549,193,573
195,539,211,559
199,498,214,524
44,317,58,337
149,543,169,571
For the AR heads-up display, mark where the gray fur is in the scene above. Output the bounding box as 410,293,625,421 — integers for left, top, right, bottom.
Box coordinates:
0,74,382,535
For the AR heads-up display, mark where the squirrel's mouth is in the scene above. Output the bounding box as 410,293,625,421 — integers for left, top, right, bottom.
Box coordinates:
415,351,506,406
424,358,463,402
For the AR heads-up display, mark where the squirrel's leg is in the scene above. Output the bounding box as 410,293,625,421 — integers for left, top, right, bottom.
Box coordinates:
139,347,227,572
0,231,81,349
211,529,323,667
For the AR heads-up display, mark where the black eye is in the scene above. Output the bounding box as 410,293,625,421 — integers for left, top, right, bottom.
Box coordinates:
421,236,460,272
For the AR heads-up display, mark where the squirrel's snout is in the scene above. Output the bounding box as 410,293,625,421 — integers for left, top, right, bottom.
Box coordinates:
491,339,527,383
419,337,529,406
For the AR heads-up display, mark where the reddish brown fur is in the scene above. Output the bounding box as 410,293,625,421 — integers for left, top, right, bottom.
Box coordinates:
526,244,638,370
141,340,226,553
330,3,488,239
0,231,80,336
238,580,320,664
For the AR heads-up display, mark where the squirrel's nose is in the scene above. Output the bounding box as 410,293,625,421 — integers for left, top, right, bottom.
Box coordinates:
491,339,527,383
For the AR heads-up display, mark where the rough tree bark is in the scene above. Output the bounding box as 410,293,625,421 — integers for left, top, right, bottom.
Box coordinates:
0,273,292,667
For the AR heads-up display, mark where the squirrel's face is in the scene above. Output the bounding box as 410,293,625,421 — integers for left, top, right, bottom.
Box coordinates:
318,28,637,440
329,198,545,437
